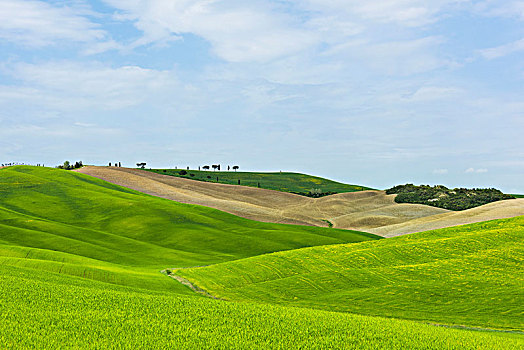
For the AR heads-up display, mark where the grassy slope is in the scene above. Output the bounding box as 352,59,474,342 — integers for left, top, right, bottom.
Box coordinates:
147,168,374,194
512,194,524,198
1,264,522,349
177,216,524,330
0,166,377,293
0,166,522,348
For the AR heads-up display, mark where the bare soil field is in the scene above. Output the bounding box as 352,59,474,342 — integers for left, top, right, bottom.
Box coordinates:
76,166,524,236
368,198,524,237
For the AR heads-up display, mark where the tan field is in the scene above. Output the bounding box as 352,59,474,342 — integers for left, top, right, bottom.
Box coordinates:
76,166,524,237
368,198,524,237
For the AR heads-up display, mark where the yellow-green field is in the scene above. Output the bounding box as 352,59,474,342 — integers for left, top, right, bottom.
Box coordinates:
177,216,524,330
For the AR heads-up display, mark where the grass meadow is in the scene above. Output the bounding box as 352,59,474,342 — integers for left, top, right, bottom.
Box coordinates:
177,216,524,331
0,166,522,348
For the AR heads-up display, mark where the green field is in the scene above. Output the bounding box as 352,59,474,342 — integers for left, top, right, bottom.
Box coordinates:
1,166,522,348
3,264,523,349
0,166,377,293
512,194,524,198
147,168,374,196
177,216,524,331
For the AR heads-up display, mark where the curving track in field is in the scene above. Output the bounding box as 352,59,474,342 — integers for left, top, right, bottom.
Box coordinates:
76,166,524,236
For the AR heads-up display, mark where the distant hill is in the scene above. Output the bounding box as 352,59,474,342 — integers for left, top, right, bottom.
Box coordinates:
78,167,524,236
76,166,448,233
146,168,374,196
176,216,524,331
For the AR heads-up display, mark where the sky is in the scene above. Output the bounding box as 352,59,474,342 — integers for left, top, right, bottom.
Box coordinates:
0,0,523,192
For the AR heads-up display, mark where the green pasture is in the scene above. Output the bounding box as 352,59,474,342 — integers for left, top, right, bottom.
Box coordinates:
147,168,374,195
177,216,524,331
1,264,522,349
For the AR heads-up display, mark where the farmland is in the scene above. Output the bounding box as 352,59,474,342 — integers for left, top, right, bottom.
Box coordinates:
176,216,524,330
78,166,524,236
0,166,376,291
146,168,374,195
3,264,523,349
1,165,523,348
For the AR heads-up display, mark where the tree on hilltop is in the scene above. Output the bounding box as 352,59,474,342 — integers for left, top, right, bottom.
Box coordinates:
232,165,239,172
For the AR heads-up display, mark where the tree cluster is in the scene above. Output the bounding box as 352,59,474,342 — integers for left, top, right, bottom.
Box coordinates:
58,161,83,170
385,184,515,211
199,165,239,171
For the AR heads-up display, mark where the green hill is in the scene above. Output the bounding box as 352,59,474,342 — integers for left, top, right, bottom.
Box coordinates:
147,168,374,196
1,166,522,348
0,166,377,293
176,216,524,331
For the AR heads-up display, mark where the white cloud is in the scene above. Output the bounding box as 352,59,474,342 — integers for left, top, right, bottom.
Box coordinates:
351,36,452,75
433,168,449,174
0,0,107,46
479,38,524,59
474,1,524,20
2,62,178,110
408,86,463,101
465,168,488,173
104,0,317,62
303,0,468,27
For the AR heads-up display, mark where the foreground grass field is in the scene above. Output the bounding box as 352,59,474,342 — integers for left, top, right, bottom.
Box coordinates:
2,264,522,349
177,216,524,331
147,168,373,195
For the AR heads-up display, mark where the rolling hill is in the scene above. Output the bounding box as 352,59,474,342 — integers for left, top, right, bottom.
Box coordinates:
77,166,524,236
176,216,524,331
147,168,374,195
0,166,377,292
1,166,522,348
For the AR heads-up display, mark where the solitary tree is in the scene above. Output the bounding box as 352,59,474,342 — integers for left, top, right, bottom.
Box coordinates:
212,164,218,171
203,165,210,170
232,165,239,172
63,161,70,169
136,162,146,169
228,165,230,171
118,162,121,167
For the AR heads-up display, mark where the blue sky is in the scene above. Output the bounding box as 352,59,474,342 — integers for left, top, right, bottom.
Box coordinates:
0,0,523,192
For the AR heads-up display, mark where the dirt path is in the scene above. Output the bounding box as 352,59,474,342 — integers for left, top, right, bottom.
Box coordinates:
161,269,222,300
76,166,524,236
